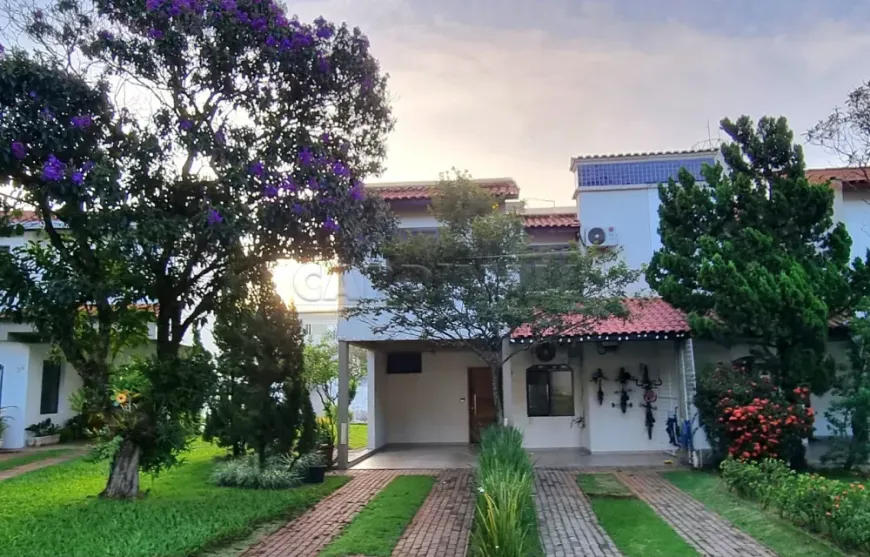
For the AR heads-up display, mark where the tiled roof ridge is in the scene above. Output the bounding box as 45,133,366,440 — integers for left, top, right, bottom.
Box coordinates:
366,180,520,201
572,148,719,161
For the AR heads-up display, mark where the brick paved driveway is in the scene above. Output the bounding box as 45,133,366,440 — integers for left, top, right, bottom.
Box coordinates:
535,469,622,557
617,471,777,557
240,467,777,557
241,469,475,557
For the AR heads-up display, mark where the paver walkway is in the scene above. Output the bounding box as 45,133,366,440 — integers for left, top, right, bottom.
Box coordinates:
616,471,777,557
534,469,622,557
392,470,475,557
241,470,400,557
0,449,85,481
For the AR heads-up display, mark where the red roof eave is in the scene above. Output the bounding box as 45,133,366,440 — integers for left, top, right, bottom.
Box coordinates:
806,167,870,187
511,298,690,340
522,213,579,229
366,181,520,201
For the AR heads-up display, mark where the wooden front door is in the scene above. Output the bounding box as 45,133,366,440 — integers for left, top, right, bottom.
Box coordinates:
468,367,497,443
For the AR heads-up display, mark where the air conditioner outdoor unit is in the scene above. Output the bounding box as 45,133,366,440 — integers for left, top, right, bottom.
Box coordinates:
583,226,619,247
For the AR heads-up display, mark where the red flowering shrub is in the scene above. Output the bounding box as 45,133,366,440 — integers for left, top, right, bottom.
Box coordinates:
696,360,814,464
718,387,814,461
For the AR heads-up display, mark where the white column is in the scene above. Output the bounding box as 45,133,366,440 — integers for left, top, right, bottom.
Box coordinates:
501,338,513,426
337,340,350,469
366,349,376,450
0,342,31,449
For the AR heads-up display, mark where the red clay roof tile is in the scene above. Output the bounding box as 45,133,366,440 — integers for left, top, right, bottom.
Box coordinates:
512,298,690,339
366,180,519,201
522,213,579,229
806,167,870,185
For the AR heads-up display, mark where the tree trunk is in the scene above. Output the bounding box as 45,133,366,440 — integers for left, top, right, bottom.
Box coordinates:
101,439,141,499
258,445,267,470
846,406,869,470
490,362,503,426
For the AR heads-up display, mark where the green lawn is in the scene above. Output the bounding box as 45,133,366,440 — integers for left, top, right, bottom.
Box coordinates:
0,448,72,472
577,473,634,497
0,442,348,557
665,471,846,557
815,467,869,485
319,475,435,557
578,474,698,557
348,423,367,450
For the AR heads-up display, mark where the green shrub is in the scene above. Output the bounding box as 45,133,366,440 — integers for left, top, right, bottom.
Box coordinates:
211,452,321,490
720,457,793,508
471,426,539,557
59,415,92,443
720,457,870,553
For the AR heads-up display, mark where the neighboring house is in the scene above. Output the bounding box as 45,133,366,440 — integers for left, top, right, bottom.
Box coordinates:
330,160,870,468
297,309,340,417
0,212,191,449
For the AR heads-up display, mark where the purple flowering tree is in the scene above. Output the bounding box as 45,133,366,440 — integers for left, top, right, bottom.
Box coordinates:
0,0,394,499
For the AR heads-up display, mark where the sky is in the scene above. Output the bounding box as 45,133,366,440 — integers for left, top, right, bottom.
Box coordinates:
284,0,870,207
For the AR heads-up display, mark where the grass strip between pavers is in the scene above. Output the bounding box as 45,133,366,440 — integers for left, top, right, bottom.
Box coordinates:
578,474,699,557
665,470,847,557
0,442,349,557
319,474,436,557
0,448,73,472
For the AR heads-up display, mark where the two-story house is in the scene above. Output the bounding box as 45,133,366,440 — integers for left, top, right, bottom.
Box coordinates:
333,175,698,468
332,155,869,469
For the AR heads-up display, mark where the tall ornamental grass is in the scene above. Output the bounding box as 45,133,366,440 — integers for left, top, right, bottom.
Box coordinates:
471,426,540,557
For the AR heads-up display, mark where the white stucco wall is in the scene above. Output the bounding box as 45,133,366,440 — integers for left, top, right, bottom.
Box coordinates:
842,190,870,262
577,185,659,293
367,350,388,449
380,349,486,445
507,344,587,449
365,341,686,452
0,229,44,250
299,312,338,343
25,344,83,433
0,339,161,449
0,342,31,448
581,340,683,453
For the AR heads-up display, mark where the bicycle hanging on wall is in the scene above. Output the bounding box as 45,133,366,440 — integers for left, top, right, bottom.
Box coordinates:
591,369,607,406
612,367,634,414
635,363,662,440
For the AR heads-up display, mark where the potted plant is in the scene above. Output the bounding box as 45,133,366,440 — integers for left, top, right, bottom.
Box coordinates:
25,418,61,447
303,452,326,484
0,410,12,449
315,417,335,469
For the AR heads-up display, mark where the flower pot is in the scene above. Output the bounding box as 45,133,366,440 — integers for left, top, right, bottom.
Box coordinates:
318,443,335,468
305,464,326,484
27,434,61,447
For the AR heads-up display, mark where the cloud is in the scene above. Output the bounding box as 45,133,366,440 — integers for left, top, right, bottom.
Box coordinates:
295,0,870,204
